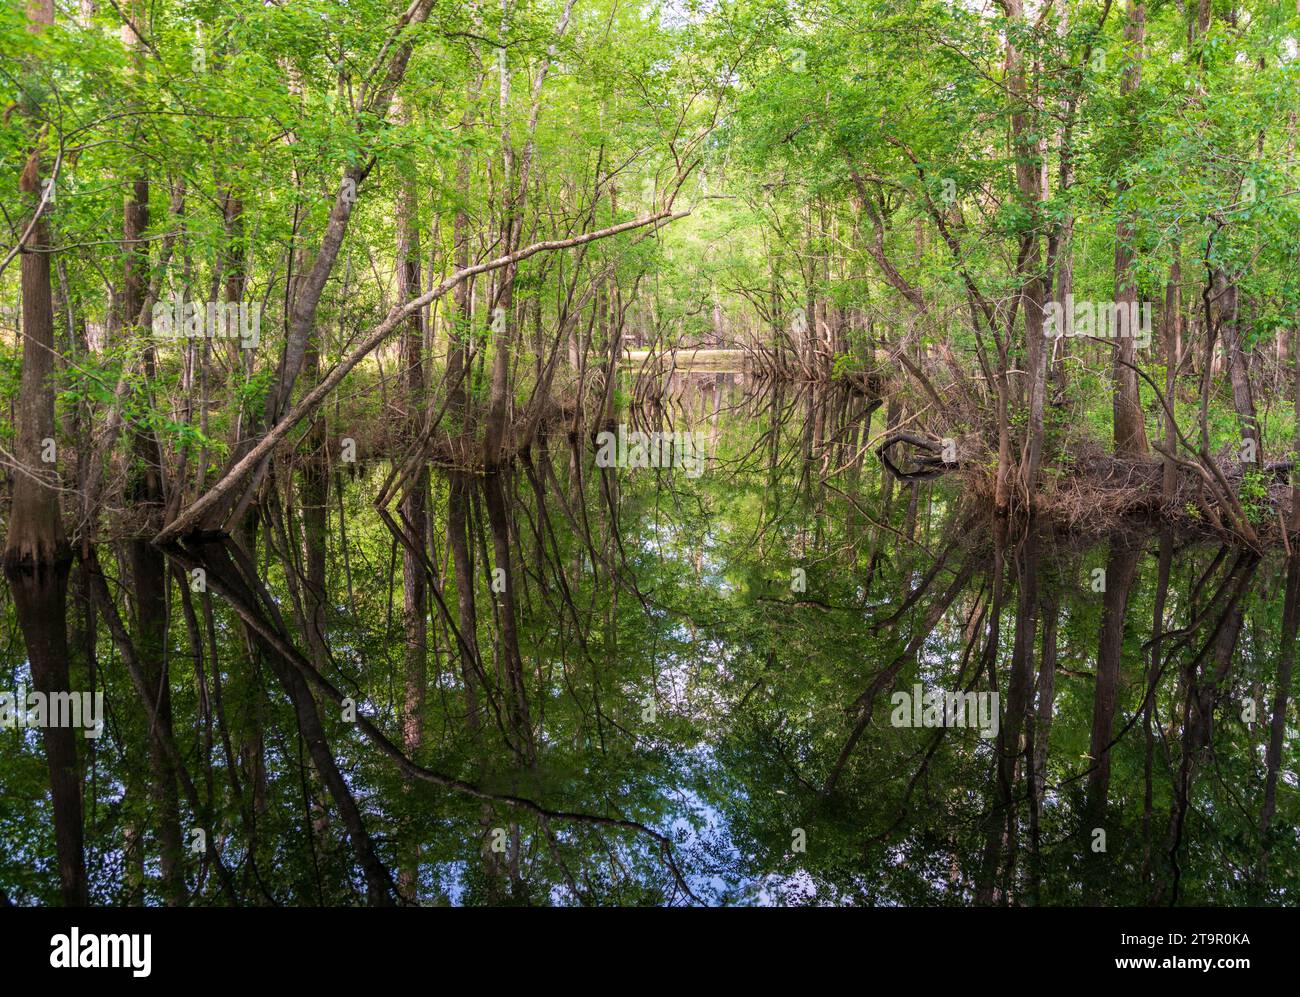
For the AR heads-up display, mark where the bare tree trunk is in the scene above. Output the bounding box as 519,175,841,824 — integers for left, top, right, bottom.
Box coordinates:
3,0,86,908
483,472,535,763
1259,555,1299,878
1113,0,1150,457
1142,529,1173,881
1086,544,1141,817
120,5,184,903
396,101,428,896
1003,0,1047,497
1046,0,1077,392
1162,255,1182,500
1216,273,1259,456
447,61,485,728
1293,291,1300,530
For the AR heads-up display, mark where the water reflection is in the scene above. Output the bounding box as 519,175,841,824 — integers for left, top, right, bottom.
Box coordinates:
150,372,1296,906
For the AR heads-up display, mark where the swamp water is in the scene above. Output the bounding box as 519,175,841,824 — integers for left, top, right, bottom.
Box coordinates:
5,373,1296,906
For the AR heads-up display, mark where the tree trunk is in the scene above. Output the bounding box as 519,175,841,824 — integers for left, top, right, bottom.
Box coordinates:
3,0,86,908
1113,0,1150,458
396,101,429,897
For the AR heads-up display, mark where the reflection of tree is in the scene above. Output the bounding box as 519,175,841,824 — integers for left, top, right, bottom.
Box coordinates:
3,361,1295,906
674,382,1296,905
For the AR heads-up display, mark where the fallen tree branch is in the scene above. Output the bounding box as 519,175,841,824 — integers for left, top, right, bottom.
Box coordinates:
877,431,959,481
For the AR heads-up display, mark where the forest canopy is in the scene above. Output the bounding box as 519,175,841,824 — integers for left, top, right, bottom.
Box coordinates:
1,0,1298,910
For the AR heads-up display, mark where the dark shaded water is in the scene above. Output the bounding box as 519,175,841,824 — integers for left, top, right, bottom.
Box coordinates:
4,373,1297,905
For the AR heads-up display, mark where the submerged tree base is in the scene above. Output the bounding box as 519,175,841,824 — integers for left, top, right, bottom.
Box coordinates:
956,438,1297,549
